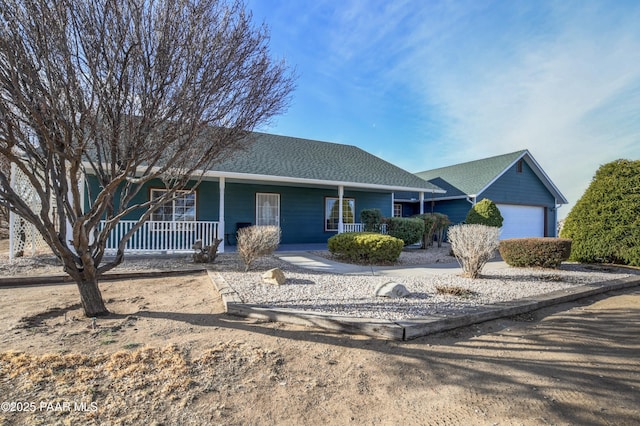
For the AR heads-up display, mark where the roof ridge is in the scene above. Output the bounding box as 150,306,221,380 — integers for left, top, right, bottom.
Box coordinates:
416,149,528,175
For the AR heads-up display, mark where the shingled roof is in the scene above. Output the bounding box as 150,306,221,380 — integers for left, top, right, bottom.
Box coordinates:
209,132,444,193
413,150,567,203
416,150,527,197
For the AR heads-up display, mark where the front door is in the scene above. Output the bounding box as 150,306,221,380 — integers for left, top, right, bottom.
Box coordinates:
256,193,280,227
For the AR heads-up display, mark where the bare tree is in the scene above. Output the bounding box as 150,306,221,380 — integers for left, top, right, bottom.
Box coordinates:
0,0,294,316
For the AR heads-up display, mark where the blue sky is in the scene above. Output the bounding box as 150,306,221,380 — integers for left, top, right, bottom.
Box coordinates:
246,0,640,218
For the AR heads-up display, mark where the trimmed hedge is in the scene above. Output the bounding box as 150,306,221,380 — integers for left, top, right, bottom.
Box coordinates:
328,232,403,264
384,217,424,246
466,198,504,228
499,238,572,268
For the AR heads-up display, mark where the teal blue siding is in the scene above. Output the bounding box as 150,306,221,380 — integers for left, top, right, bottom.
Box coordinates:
86,175,394,245
84,176,217,221
547,207,558,237
224,183,392,244
395,199,471,226
84,175,135,218
481,161,555,206
195,181,220,221
481,161,557,237
430,199,472,225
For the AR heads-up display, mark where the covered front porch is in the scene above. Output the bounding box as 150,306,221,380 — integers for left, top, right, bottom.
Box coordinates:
10,178,430,259
100,220,391,255
101,220,220,254
100,174,414,255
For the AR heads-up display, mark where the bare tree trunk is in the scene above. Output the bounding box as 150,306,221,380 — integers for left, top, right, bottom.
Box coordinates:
63,254,110,316
74,272,109,317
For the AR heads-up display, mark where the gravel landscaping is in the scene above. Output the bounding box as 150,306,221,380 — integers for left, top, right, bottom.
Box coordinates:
1,244,636,322
221,254,636,321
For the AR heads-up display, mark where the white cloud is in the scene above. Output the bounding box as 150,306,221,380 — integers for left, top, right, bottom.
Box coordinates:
251,0,640,218
386,1,640,216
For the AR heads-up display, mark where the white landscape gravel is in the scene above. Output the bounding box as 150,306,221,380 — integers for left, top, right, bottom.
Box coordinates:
222,263,635,321
220,247,638,321
1,244,637,322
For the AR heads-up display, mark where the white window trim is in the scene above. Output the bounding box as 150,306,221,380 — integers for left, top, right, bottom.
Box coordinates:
393,203,402,218
325,197,355,232
150,189,197,225
255,192,280,227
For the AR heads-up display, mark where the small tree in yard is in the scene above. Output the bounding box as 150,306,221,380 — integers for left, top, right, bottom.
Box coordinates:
466,199,504,228
0,0,294,316
413,212,450,249
237,225,281,271
448,224,500,278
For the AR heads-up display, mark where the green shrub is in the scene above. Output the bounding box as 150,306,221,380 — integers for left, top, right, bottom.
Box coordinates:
413,213,450,248
360,208,383,232
328,232,403,264
499,238,572,268
466,198,504,227
560,159,640,266
384,217,423,246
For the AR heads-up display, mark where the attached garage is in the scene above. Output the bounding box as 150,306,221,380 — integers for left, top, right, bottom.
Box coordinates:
396,150,568,237
497,204,545,239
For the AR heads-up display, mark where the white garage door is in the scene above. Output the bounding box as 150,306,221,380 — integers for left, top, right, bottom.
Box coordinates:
496,204,545,240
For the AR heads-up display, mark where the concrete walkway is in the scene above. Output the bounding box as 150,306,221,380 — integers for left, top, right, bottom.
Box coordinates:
275,251,511,276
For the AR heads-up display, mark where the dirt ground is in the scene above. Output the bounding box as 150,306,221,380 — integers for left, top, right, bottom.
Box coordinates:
0,264,639,426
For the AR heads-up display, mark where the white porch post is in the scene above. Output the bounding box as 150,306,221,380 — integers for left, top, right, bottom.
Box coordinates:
391,192,395,217
419,192,424,215
218,177,225,253
338,185,344,233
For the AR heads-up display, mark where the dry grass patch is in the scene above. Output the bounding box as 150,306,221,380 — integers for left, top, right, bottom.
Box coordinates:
435,285,476,298
0,342,284,425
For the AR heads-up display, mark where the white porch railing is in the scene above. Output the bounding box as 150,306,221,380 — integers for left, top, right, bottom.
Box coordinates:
342,223,387,234
101,220,219,254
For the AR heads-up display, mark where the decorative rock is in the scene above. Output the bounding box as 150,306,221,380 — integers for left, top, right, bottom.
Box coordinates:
374,281,411,298
262,268,286,285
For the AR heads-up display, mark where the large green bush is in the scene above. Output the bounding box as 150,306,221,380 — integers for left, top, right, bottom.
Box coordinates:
560,159,640,266
465,198,504,227
328,232,403,264
499,238,572,268
384,217,424,246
